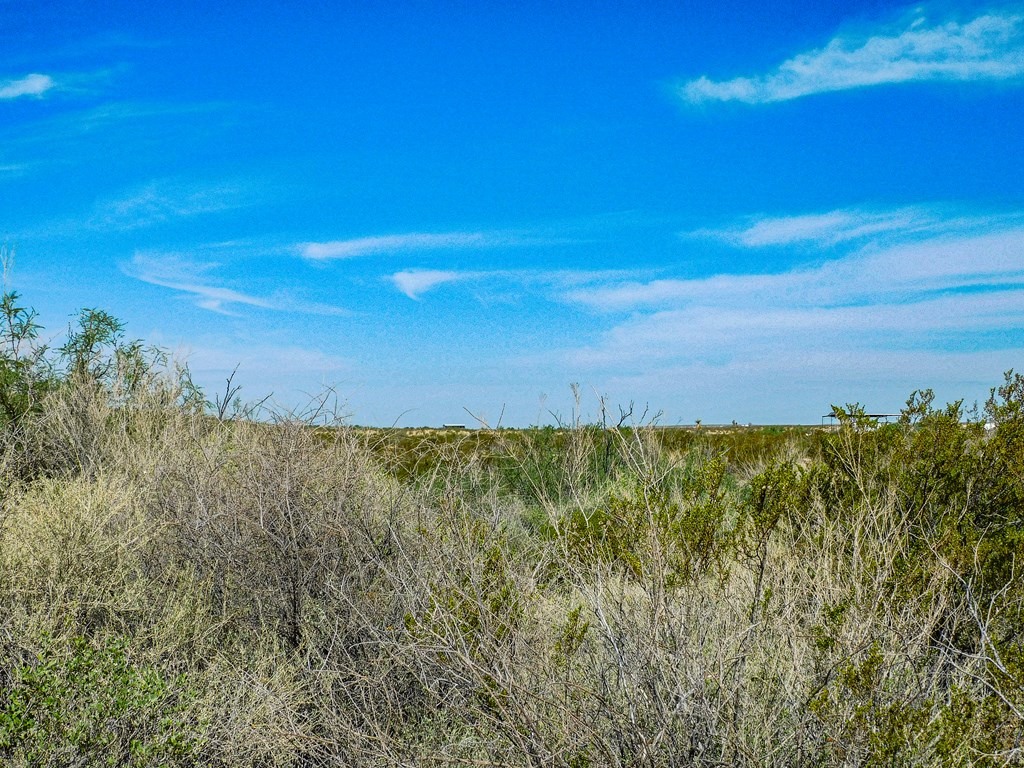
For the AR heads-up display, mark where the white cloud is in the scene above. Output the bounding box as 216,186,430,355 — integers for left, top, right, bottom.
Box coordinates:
569,288,1024,367
690,206,954,247
301,232,491,260
571,222,1024,311
124,253,272,315
685,205,1024,255
681,10,1024,104
387,267,638,300
124,252,348,316
390,269,476,299
561,208,1024,409
0,73,54,100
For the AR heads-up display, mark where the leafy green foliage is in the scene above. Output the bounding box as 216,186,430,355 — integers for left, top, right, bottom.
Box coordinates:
0,289,53,427
0,635,203,766
558,455,734,584
738,460,801,557
809,643,932,767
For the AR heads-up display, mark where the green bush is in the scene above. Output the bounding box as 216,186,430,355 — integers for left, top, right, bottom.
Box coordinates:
0,635,203,767
558,453,734,584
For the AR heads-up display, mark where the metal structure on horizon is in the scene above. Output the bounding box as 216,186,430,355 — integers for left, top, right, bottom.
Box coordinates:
821,411,901,426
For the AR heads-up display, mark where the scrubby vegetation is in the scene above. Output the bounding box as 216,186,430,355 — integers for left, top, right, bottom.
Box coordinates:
2,273,1023,765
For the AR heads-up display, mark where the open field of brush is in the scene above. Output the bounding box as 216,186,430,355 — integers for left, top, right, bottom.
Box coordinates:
2,300,1024,767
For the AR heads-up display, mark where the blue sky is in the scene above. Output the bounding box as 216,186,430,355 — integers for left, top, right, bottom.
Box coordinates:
3,0,1024,425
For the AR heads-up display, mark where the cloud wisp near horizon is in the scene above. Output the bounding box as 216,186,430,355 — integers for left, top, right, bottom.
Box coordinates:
681,7,1024,104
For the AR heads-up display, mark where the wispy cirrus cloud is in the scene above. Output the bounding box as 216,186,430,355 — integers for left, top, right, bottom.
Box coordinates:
301,232,495,260
681,9,1024,105
0,164,29,178
563,206,1024,378
568,288,1024,368
572,214,1024,312
0,73,55,100
686,206,1024,248
688,206,938,247
90,179,255,231
388,267,638,300
124,253,272,314
15,178,263,240
124,252,348,316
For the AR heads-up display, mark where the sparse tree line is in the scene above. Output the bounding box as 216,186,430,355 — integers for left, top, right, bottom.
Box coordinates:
1,259,1023,766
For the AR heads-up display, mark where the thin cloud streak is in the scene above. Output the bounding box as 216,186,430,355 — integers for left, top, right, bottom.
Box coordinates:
0,73,55,100
12,178,264,240
299,229,567,260
572,224,1024,311
684,205,1024,247
567,289,1024,368
125,252,349,316
689,206,953,248
158,282,273,316
301,232,491,260
681,10,1024,104
387,267,640,300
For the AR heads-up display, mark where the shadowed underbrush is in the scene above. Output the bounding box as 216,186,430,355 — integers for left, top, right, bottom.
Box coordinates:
1,288,1023,766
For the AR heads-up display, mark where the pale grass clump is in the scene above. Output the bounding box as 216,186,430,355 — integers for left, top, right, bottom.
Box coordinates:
1,476,153,641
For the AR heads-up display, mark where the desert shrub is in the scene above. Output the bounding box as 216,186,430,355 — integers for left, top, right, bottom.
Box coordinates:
141,411,400,653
